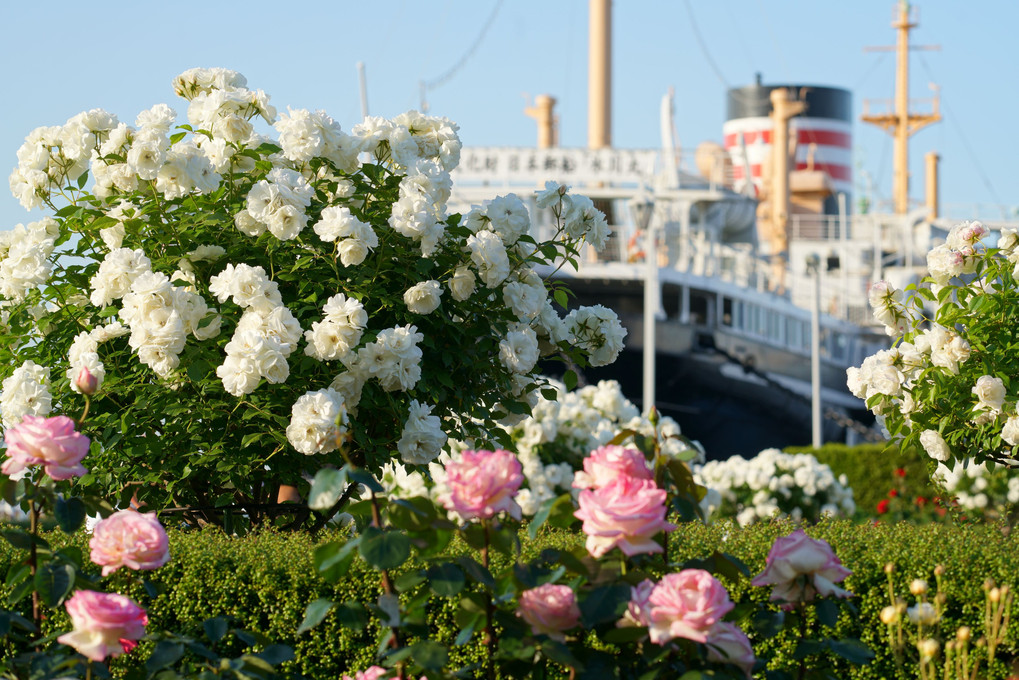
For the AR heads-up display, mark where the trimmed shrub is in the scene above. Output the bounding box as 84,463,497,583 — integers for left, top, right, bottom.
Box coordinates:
786,442,939,518
2,520,1016,678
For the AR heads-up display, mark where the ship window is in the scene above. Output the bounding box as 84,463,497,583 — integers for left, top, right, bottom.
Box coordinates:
785,317,799,349
722,297,733,326
755,306,767,336
820,328,832,358
767,310,779,341
832,331,848,361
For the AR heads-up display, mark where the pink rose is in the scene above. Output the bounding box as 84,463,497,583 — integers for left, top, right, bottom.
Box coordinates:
90,510,170,576
2,415,89,481
516,583,581,641
441,449,523,521
74,365,99,395
706,622,756,678
646,570,734,644
751,529,852,606
342,667,389,680
618,578,656,629
574,475,675,558
572,445,653,490
56,590,148,662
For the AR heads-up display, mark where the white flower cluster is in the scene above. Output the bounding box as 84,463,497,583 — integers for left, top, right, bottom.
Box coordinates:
847,322,970,414
119,270,215,379
933,459,1019,519
210,264,300,396
241,167,316,240
535,181,610,250
285,387,347,455
313,207,378,267
10,109,119,209
3,66,627,483
868,281,914,337
1,360,51,429
693,449,856,526
304,293,367,363
499,379,703,515
0,219,57,302
563,305,627,367
926,221,988,287
397,399,447,465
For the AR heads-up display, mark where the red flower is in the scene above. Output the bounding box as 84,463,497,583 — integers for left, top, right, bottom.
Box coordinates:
894,468,907,478
888,489,899,498
876,499,890,514
916,496,928,507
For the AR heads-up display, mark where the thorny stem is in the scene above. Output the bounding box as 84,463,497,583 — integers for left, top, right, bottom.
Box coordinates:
482,519,495,680
370,489,406,680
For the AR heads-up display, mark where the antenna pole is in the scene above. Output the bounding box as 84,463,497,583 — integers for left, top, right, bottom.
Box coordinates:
357,62,369,120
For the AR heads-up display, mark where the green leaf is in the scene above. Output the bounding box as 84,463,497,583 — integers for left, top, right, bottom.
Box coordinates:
426,563,466,597
2,529,47,551
335,601,368,631
34,562,74,608
554,289,569,309
313,539,359,583
563,370,578,392
827,638,875,665
203,616,229,643
358,526,411,570
347,467,384,493
54,496,86,534
146,641,185,671
297,598,334,635
255,644,295,665
409,640,449,671
307,468,348,511
816,598,839,628
579,584,631,626
395,569,426,592
528,493,576,540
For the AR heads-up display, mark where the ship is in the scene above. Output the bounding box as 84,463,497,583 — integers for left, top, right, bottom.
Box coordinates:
449,2,1009,457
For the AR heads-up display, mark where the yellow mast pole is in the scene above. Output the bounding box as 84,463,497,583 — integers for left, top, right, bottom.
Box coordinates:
862,2,940,215
588,0,611,149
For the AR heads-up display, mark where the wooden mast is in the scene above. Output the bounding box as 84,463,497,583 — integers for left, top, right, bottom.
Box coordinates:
861,1,941,215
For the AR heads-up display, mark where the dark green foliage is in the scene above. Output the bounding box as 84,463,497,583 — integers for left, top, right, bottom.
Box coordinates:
2,521,1016,678
785,442,939,517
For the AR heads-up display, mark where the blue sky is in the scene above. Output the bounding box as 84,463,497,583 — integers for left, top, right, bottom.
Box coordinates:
2,0,1016,230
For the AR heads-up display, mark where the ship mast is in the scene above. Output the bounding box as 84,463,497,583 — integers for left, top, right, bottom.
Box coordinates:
861,1,941,215
588,0,612,149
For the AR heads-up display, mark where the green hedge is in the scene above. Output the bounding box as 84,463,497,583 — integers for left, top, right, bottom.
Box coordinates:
785,442,939,517
4,521,1017,678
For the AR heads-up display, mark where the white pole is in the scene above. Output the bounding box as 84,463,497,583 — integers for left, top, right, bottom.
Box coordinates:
357,62,369,119
838,192,848,320
643,212,657,413
811,260,822,449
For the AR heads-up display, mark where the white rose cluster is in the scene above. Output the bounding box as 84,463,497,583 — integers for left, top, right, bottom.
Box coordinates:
1,67,628,515
285,387,347,455
494,379,703,516
693,449,855,526
120,270,215,378
0,360,51,429
868,281,914,337
926,221,988,287
0,219,57,302
933,459,1019,520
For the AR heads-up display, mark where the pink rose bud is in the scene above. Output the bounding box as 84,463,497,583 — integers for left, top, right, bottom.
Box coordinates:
574,475,675,558
440,449,524,521
516,583,581,641
74,365,99,395
706,622,756,678
618,578,656,629
56,590,148,662
1,415,89,481
572,445,653,490
750,528,852,607
646,570,734,644
342,667,389,680
90,510,170,576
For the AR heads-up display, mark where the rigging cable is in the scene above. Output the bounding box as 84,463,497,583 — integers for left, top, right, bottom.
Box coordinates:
917,53,1005,209
420,0,504,110
683,0,730,87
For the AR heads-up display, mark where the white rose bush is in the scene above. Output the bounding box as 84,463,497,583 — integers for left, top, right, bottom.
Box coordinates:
693,449,856,526
849,221,1019,470
1,67,626,525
